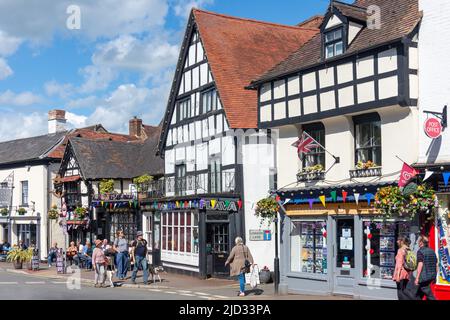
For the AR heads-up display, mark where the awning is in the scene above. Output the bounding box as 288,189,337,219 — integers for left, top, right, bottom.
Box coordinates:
60,175,81,183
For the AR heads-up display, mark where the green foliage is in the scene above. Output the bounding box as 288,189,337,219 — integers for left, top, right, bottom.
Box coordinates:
74,207,87,219
356,160,378,169
255,197,279,225
7,247,33,263
17,208,27,215
301,164,324,173
99,179,115,194
0,207,8,216
48,206,59,220
375,184,437,220
133,174,153,192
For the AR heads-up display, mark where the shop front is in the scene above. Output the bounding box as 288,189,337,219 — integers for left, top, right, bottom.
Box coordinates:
148,197,243,278
279,183,420,299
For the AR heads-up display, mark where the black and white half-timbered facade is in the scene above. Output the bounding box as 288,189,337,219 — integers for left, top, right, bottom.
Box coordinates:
56,127,163,252
248,0,422,299
156,9,318,277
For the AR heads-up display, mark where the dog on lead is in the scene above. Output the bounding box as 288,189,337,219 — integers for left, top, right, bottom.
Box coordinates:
149,265,164,283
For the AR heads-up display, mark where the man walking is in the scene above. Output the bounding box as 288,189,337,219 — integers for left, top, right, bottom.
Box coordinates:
130,231,149,285
415,236,438,300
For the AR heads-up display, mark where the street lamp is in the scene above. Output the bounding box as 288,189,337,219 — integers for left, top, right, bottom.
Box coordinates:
273,215,279,295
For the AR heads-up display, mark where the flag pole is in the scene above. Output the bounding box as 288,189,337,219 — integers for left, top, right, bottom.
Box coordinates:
302,131,340,164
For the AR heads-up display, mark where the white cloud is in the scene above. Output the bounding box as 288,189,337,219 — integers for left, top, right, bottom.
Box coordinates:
0,0,169,43
44,81,74,99
0,90,43,106
66,111,88,128
0,59,13,80
0,112,47,142
66,95,99,110
79,64,117,94
172,0,214,18
0,30,22,57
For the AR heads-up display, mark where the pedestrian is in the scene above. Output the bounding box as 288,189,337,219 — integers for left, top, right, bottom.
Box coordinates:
225,236,254,297
415,236,438,300
392,236,412,300
92,239,106,288
66,241,78,266
114,230,129,280
130,231,149,285
18,240,28,250
47,242,59,267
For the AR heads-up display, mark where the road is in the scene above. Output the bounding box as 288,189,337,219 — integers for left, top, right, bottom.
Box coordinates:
0,270,227,300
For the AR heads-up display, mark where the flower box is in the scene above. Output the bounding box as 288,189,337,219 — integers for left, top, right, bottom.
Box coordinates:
297,171,325,182
349,167,382,178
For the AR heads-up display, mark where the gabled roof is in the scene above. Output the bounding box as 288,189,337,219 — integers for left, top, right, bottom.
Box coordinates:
68,135,163,180
0,132,66,166
193,9,319,129
251,0,421,85
330,1,367,23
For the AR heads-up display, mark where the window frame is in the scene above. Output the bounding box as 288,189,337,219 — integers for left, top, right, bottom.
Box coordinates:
178,97,192,122
301,122,326,170
353,113,382,167
201,89,218,114
323,26,345,59
21,181,28,206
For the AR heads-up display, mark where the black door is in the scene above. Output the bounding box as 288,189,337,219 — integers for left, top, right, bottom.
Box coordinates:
206,222,229,277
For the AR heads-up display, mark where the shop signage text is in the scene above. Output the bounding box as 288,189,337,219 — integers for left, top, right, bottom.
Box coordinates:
424,118,443,139
249,229,272,241
199,200,238,212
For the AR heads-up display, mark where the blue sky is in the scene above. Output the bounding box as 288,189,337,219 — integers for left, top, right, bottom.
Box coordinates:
0,0,352,141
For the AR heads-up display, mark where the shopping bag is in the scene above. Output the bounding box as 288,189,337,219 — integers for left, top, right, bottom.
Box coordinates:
245,265,260,288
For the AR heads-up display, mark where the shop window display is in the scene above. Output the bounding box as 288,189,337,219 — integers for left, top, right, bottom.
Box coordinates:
436,195,450,286
362,220,411,279
290,220,327,274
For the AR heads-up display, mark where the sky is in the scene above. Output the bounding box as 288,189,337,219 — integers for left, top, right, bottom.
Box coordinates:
0,0,352,142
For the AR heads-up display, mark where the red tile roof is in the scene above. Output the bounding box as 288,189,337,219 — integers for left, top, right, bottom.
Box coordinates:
193,9,319,129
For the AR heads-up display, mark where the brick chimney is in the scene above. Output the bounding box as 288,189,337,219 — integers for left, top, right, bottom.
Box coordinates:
48,109,67,134
129,116,143,138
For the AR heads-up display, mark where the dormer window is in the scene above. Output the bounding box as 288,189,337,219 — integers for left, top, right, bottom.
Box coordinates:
324,28,344,59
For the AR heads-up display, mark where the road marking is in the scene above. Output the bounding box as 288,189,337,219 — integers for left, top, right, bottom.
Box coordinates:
177,290,193,293
25,281,46,284
180,293,196,297
212,295,228,299
198,295,210,299
165,291,178,294
194,292,210,296
0,282,18,284
52,281,67,284
148,289,162,292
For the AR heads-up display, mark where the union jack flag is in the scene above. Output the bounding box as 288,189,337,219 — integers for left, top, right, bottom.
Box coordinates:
292,131,322,158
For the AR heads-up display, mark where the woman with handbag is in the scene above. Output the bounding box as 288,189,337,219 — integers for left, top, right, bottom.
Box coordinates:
392,236,412,300
225,237,254,297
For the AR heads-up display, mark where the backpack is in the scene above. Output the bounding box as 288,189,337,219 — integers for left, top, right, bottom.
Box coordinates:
403,249,417,271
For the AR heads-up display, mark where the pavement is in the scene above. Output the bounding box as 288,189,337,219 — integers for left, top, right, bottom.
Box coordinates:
0,261,352,300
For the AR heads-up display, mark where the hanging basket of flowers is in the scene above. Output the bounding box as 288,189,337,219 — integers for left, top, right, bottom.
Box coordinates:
48,205,59,220
255,197,279,225
375,183,437,220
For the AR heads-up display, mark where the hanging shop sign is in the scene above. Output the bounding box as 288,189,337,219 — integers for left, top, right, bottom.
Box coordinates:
249,230,272,241
424,117,443,139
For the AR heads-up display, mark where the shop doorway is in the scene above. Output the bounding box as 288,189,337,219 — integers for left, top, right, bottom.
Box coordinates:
206,222,230,277
332,217,355,295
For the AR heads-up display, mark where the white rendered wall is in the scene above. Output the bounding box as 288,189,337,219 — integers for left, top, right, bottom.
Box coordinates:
418,0,450,164
242,131,276,269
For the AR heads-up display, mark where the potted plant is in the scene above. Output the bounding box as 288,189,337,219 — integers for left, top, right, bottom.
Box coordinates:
133,174,153,194
0,207,8,216
356,160,378,169
99,179,115,196
297,164,325,182
74,207,87,220
7,247,33,269
17,208,27,215
48,204,59,220
255,197,279,226
259,266,272,284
